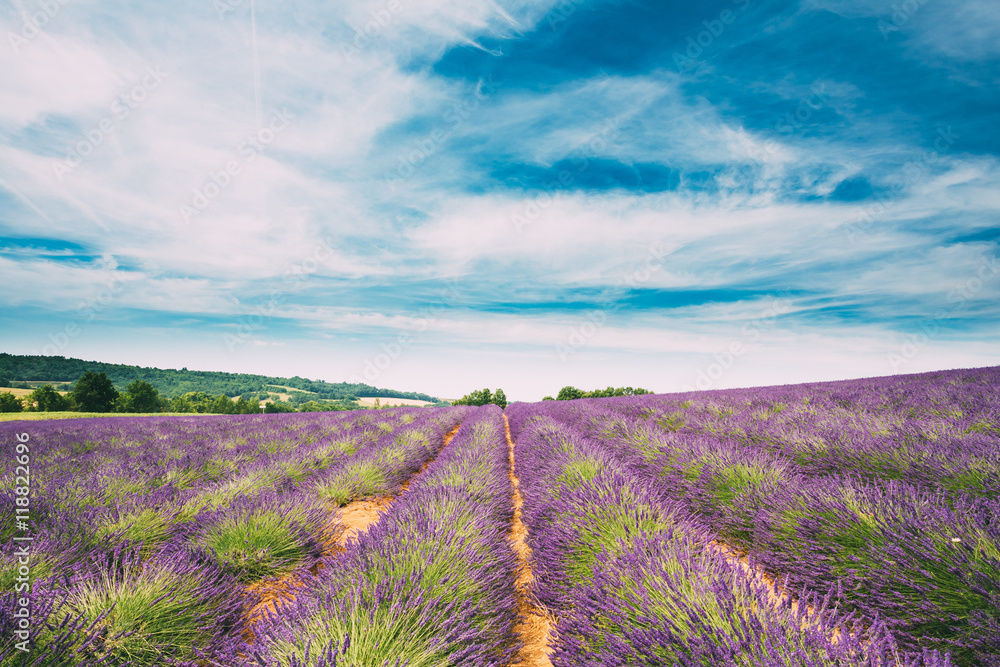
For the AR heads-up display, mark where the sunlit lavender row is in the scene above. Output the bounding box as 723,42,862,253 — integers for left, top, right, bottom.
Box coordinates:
1,407,467,665
253,404,519,667
2,367,997,666
507,403,958,666
514,367,998,666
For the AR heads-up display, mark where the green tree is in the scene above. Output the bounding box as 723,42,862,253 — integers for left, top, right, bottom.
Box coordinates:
554,385,652,401
118,380,162,413
0,392,23,413
493,388,507,410
0,377,9,387
27,385,70,412
263,400,295,413
452,388,507,409
233,397,259,414
209,395,236,414
171,391,214,413
556,386,585,401
71,372,119,412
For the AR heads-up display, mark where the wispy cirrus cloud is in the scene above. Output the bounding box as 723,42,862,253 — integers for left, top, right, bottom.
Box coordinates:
1,0,997,399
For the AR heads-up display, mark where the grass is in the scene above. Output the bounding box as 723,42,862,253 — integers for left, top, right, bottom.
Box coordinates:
555,459,602,491
264,503,511,667
95,508,173,556
564,490,676,590
53,552,235,666
178,468,287,521
568,532,877,667
201,509,313,583
315,461,389,505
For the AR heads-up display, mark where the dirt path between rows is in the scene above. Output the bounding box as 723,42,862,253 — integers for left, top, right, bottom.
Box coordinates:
708,540,854,646
504,415,555,667
243,422,463,639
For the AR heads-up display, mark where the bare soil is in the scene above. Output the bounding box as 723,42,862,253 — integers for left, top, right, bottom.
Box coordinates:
708,539,854,646
242,422,463,638
505,415,555,667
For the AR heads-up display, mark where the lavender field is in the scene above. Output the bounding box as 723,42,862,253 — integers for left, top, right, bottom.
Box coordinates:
2,367,999,666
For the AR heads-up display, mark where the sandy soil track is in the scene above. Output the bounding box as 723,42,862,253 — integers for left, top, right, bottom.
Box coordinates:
242,422,463,638
505,414,555,667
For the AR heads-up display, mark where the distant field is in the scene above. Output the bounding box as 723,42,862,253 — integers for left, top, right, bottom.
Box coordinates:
357,396,433,407
3,387,35,398
266,384,315,394
1,386,69,398
0,383,69,398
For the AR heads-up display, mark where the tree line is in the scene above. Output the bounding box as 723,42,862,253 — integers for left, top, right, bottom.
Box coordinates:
0,353,439,403
542,386,652,401
451,388,508,409
0,372,363,415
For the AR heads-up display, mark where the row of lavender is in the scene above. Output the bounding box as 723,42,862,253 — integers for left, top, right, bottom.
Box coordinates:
507,404,950,666
252,404,519,667
610,366,1000,496
1,407,468,666
521,367,1000,666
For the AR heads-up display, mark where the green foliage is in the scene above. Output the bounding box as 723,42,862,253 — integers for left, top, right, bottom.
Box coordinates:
263,400,296,413
556,385,653,400
202,510,311,583
564,492,675,589
117,380,162,413
168,391,260,414
315,461,389,505
71,371,119,412
557,386,586,401
299,400,357,412
0,391,23,413
493,388,507,409
452,387,508,408
27,385,71,412
54,555,231,665
0,352,439,402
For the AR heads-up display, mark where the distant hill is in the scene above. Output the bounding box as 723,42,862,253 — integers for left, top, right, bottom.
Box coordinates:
0,353,439,402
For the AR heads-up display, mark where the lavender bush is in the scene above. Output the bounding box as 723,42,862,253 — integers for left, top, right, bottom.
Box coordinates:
254,405,519,667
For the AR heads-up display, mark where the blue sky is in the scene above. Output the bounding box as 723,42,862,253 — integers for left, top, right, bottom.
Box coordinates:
1,0,998,400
